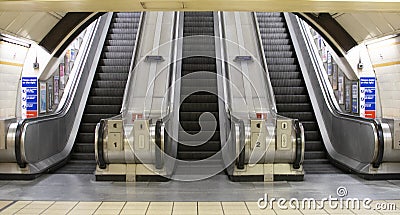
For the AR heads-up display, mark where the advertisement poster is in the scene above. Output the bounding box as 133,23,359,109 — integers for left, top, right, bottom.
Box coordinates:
360,77,376,118
326,52,332,76
54,75,59,105
59,63,65,89
47,80,53,112
338,75,344,104
352,81,359,114
21,77,38,119
345,81,351,112
332,64,338,90
39,82,47,114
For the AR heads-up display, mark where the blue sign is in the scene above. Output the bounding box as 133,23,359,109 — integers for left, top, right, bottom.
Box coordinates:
359,77,376,118
360,77,375,88
21,77,38,118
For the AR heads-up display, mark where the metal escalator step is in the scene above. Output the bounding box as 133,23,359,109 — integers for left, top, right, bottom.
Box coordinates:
76,133,95,143
179,131,220,141
301,121,319,131
95,73,129,80
262,39,291,45
102,52,132,59
97,66,130,73
114,12,141,18
262,33,289,39
89,88,125,96
182,50,216,57
184,21,215,27
181,79,217,87
183,17,213,22
71,152,95,161
182,57,215,64
257,22,285,28
181,63,216,72
304,151,326,160
257,16,284,22
112,17,140,23
185,11,213,16
303,158,330,165
92,80,127,88
182,95,218,103
74,143,94,153
279,112,315,121
275,95,309,103
271,79,303,87
180,121,219,131
111,22,140,29
303,164,343,174
183,44,216,52
108,28,138,34
179,112,219,121
273,87,307,95
106,33,137,40
86,97,123,105
276,103,312,112
99,59,131,66
181,87,217,95
305,130,321,141
180,103,218,112
177,151,220,160
264,44,292,51
82,114,117,123
184,32,214,37
267,64,299,72
103,46,134,52
79,123,97,133
259,27,287,34
178,141,221,151
85,105,121,114
256,12,281,17
266,57,296,65
305,141,325,151
105,40,136,46
269,72,301,79
266,51,295,58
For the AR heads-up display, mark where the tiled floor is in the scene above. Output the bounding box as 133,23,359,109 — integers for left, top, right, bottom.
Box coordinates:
0,200,399,215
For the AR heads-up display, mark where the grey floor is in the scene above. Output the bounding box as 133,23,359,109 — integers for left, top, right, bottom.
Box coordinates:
0,174,399,202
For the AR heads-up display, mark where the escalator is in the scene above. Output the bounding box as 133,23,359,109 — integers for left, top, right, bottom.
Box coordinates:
177,12,221,161
256,12,341,174
56,12,141,174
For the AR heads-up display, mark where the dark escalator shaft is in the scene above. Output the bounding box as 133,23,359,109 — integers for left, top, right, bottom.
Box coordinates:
256,12,341,174
177,12,220,160
56,12,141,174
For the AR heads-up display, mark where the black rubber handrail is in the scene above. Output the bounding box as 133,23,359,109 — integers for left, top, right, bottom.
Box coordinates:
237,120,245,170
15,121,26,168
372,120,384,168
97,120,106,169
293,120,302,169
155,119,163,170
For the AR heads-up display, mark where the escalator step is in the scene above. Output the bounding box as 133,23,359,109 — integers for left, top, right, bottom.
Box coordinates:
259,27,287,34
262,33,289,39
264,44,293,52
179,112,219,121
74,143,94,153
82,114,117,123
181,79,217,87
89,88,125,96
86,97,123,105
92,80,127,88
273,87,307,95
102,52,133,59
97,66,130,73
301,121,319,131
105,40,136,46
177,151,219,160
304,151,326,159
103,46,134,52
111,22,140,29
182,57,215,64
276,103,312,112
267,64,299,72
179,131,220,141
180,103,218,112
106,33,137,40
109,28,138,34
78,123,97,133
262,39,291,45
275,95,309,103
182,95,218,103
180,121,219,131
305,130,322,141
266,57,296,65
85,105,121,114
114,12,140,18
95,73,129,80
99,59,131,66
271,79,303,87
266,51,294,58
269,72,301,79
306,141,325,151
256,12,281,17
71,152,95,161
279,112,315,121
76,133,95,143
178,141,221,151
257,22,285,28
